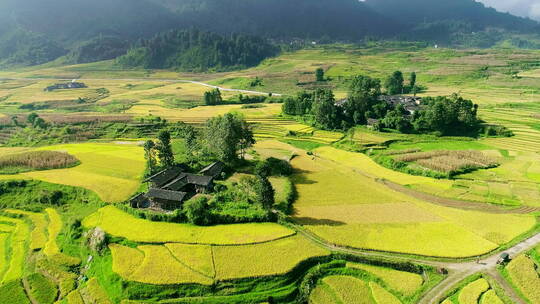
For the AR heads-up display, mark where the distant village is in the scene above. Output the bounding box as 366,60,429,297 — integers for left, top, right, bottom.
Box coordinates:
44,80,87,92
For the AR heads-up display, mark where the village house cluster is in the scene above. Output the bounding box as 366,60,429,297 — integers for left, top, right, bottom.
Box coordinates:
130,161,225,211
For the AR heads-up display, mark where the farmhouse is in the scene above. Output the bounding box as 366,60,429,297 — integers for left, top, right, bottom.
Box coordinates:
379,95,422,115
131,162,224,211
44,81,87,92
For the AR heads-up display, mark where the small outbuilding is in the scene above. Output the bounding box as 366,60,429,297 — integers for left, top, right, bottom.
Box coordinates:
146,188,188,211
199,161,225,178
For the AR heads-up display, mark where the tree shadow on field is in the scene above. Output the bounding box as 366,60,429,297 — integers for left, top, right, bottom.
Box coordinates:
292,217,346,226
291,169,317,185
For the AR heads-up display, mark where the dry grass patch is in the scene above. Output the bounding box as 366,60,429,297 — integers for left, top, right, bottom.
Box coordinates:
84,206,295,245
213,235,329,280
347,262,423,296
394,150,498,174
0,151,79,174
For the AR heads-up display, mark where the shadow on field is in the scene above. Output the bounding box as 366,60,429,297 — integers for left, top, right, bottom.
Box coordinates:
293,217,346,226
291,170,317,185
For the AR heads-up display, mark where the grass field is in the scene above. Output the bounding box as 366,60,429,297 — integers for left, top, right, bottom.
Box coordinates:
84,206,295,245
1,143,146,202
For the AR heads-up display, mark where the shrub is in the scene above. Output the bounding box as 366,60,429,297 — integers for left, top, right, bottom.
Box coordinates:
183,196,211,226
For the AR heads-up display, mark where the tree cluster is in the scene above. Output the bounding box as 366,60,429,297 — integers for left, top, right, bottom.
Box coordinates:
203,88,223,105
143,130,175,175
384,71,421,95
117,29,280,72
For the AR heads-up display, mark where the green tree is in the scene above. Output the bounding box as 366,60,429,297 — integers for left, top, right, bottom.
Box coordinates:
204,88,223,106
157,131,174,167
202,113,255,162
410,72,417,90
184,197,209,225
27,113,39,125
143,140,157,174
255,176,275,210
311,89,339,130
315,68,325,82
345,75,383,124
385,71,404,95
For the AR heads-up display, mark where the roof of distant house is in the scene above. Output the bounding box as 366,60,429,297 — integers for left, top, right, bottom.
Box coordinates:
146,188,187,202
199,161,225,177
144,167,182,187
186,174,214,186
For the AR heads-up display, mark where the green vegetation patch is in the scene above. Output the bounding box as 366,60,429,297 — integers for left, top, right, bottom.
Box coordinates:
27,273,58,304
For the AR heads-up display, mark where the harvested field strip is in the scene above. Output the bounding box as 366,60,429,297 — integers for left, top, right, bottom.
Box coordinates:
5,210,48,250
323,275,375,304
505,255,540,303
458,278,490,304
83,206,295,245
212,235,329,280
347,262,423,296
44,208,61,257
369,282,401,304
130,245,213,285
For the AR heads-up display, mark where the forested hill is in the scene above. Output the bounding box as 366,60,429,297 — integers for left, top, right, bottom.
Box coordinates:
116,29,280,72
0,0,539,67
365,0,539,34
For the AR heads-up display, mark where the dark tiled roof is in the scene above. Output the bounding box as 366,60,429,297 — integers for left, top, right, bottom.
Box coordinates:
162,173,188,191
130,193,147,204
199,161,225,177
186,174,213,186
144,168,182,187
147,188,187,202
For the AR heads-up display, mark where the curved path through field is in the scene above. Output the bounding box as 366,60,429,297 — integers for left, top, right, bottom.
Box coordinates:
289,220,540,304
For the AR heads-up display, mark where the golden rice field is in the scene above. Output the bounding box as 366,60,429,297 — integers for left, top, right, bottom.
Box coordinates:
3,143,145,202
0,217,29,284
4,210,47,250
346,262,423,296
310,275,375,304
369,282,402,304
505,255,540,303
480,290,504,304
43,208,62,256
109,234,328,284
84,206,295,245
290,144,535,257
458,278,490,304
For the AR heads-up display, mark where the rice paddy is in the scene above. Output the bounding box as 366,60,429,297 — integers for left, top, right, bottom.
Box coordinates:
109,234,328,284
346,263,423,296
458,278,490,304
310,275,375,304
83,205,295,245
505,255,540,303
2,143,146,202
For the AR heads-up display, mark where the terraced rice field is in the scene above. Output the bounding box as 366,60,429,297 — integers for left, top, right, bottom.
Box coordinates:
84,205,295,245
289,144,535,257
310,275,375,304
505,255,540,303
346,263,423,296
109,234,329,285
440,277,504,304
4,143,145,202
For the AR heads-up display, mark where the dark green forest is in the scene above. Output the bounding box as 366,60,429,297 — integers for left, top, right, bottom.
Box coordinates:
0,0,539,67
116,29,280,71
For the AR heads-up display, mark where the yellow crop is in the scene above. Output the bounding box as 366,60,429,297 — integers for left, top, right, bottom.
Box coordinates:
84,206,295,245
165,243,214,278
212,235,329,280
322,275,374,304
458,278,490,304
5,209,48,250
506,255,540,303
130,245,213,285
44,208,62,257
109,244,144,281
0,217,29,284
369,282,401,304
347,262,423,296
480,290,504,304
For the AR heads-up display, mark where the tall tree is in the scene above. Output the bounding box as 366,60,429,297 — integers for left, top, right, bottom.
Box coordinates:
202,113,255,162
315,68,325,82
385,71,404,95
311,89,339,130
157,131,175,167
255,176,275,210
143,140,157,174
